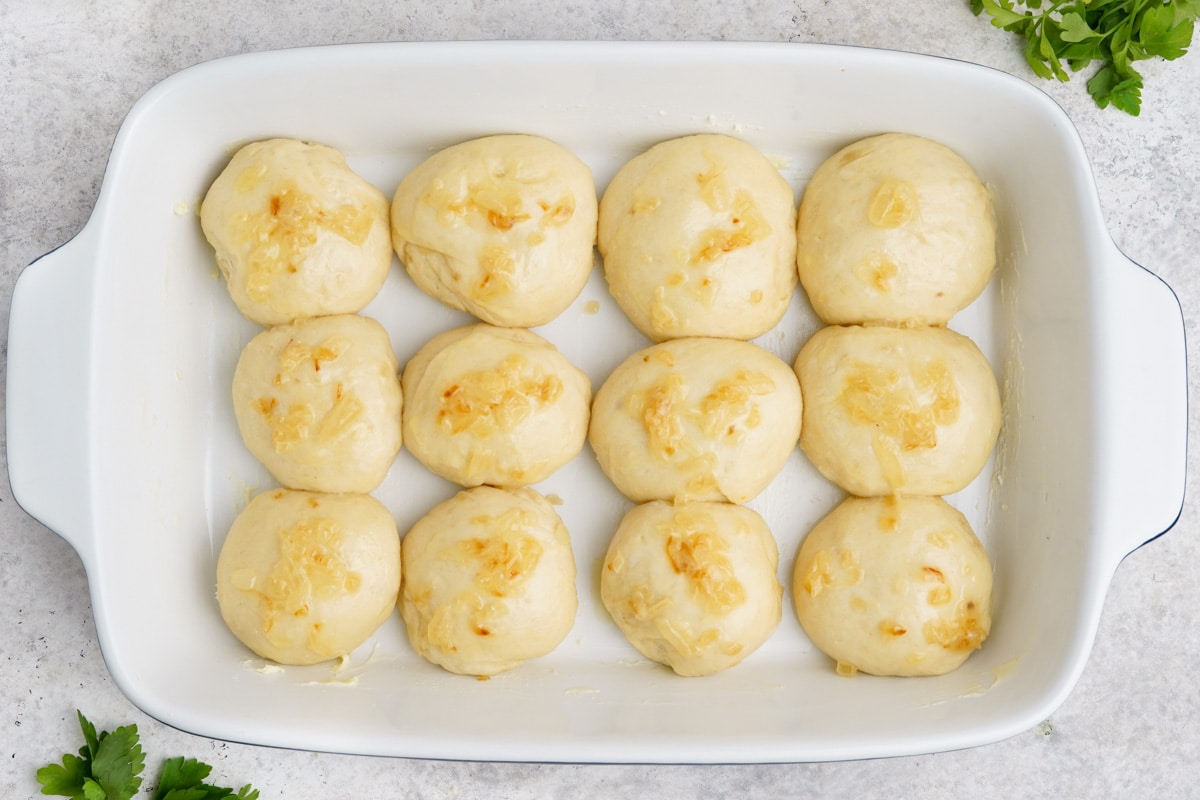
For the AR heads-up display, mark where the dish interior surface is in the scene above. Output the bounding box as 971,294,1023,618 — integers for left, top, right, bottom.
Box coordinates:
21,42,1165,761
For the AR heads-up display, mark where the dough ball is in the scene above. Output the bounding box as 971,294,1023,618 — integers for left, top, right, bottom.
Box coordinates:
232,314,403,494
792,495,992,677
201,138,392,326
796,133,995,325
795,325,1000,497
598,134,797,341
399,486,577,676
601,501,782,676
589,337,801,504
216,488,401,666
401,324,591,487
390,134,597,327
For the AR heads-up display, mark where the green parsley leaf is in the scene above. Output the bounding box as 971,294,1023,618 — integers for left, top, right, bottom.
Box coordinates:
37,712,144,800
154,756,260,800
38,711,257,800
971,0,1198,114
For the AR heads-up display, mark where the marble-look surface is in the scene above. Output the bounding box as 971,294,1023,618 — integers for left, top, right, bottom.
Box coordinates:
3,2,1197,797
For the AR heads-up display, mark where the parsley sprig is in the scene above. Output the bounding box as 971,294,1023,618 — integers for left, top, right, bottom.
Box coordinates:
37,711,259,800
970,0,1199,114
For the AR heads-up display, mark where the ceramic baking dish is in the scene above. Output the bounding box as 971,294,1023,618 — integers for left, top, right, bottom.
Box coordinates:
6,41,1187,763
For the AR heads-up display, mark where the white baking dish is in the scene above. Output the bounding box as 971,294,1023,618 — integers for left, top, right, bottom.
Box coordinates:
6,41,1187,763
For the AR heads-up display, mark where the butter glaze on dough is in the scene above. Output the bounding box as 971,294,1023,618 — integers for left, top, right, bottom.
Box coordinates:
792,495,993,677
796,132,995,326
216,489,402,666
399,486,577,676
390,134,598,328
401,323,591,488
598,133,797,341
201,138,392,326
232,314,403,494
589,337,802,504
601,500,783,676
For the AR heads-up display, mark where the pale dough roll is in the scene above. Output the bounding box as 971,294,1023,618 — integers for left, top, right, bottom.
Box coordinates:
795,325,1000,497
589,337,802,504
601,501,783,676
401,324,591,487
796,132,995,325
399,486,577,676
201,138,392,326
792,495,992,677
390,134,597,327
598,134,797,341
232,314,403,494
216,488,401,666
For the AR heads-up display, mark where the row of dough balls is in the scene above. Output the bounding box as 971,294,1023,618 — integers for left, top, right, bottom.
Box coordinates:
786,134,1000,677
199,135,597,330
201,130,996,340
216,484,577,674
230,315,591,495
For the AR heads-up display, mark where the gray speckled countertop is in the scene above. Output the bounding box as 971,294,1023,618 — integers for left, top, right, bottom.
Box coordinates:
3,2,1198,797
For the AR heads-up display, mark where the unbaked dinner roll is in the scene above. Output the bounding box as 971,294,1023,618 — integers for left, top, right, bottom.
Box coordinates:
232,314,403,494
792,495,992,677
216,488,402,666
601,501,782,676
399,486,577,676
589,337,801,504
796,132,995,326
201,138,392,326
401,324,591,487
795,325,1000,497
390,134,597,327
598,134,797,341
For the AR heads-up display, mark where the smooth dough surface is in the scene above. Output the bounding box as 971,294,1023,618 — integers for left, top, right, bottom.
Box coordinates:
598,134,797,341
792,495,992,677
216,489,401,666
601,501,782,676
795,325,1000,497
390,134,597,327
233,314,403,494
401,324,591,487
399,486,577,676
796,132,995,326
589,337,801,504
201,138,392,326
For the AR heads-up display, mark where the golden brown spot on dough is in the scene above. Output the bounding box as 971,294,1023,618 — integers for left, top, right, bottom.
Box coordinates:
627,586,671,621
923,602,989,652
424,173,532,231
256,517,359,648
631,194,661,215
749,289,764,304
660,509,746,615
878,496,900,531
802,548,864,597
856,253,899,293
475,244,518,300
840,359,961,452
254,397,278,415
437,354,563,437
667,271,686,287
307,497,320,509
880,620,908,636
459,511,543,598
276,336,351,381
867,178,918,228
631,372,688,458
538,196,575,226
233,180,375,303
269,403,315,452
689,191,769,266
695,369,775,443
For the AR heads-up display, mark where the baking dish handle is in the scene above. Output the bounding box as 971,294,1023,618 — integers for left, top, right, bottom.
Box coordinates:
1094,244,1188,565
6,225,97,560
